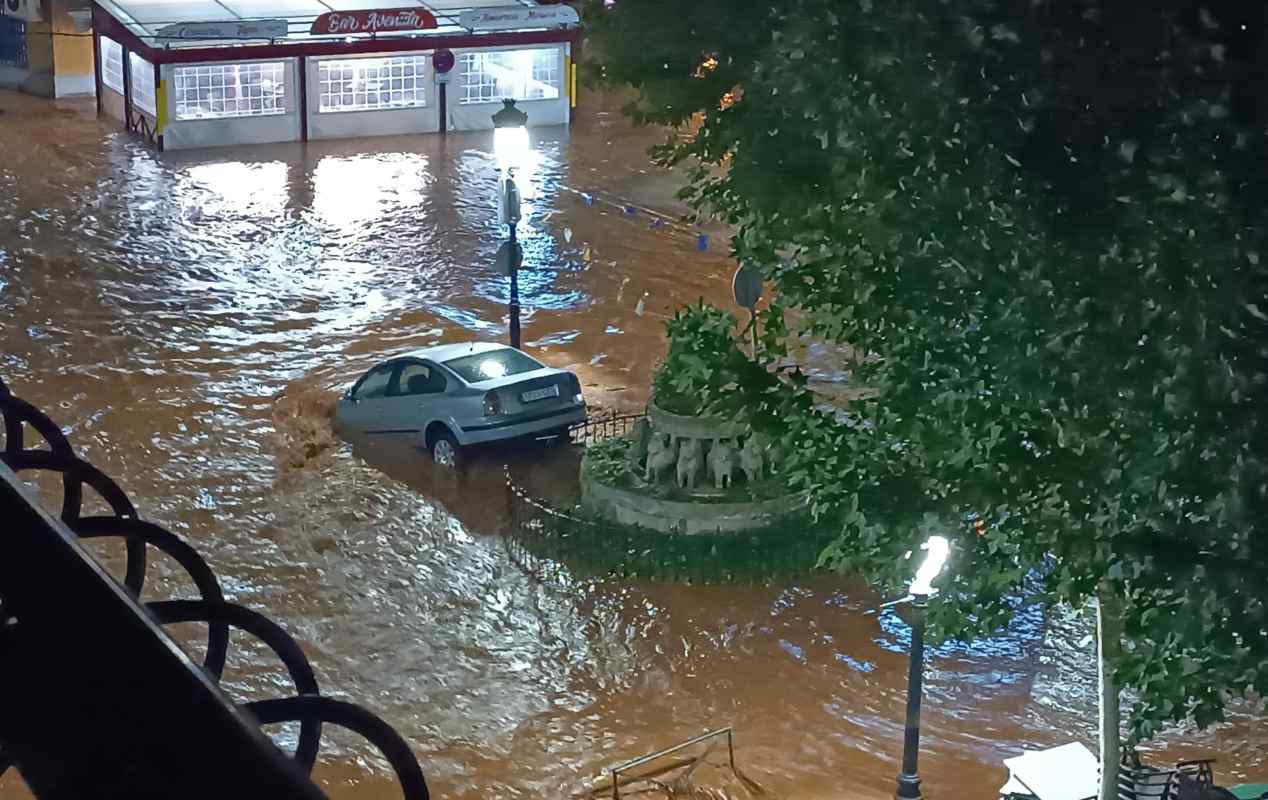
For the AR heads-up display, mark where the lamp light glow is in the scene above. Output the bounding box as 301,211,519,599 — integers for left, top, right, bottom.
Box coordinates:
909,535,950,597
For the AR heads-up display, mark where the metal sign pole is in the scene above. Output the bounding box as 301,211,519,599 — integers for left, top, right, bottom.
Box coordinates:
509,216,521,349
732,264,764,359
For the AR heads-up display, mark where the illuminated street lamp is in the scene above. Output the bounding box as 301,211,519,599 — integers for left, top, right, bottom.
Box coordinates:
492,97,529,129
492,99,529,349
895,535,951,800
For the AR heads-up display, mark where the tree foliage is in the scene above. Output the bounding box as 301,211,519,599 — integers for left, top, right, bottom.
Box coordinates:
652,301,759,416
584,0,1268,742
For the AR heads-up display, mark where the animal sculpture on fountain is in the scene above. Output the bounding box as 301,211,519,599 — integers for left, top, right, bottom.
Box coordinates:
708,438,735,490
644,433,677,483
628,417,651,471
676,437,703,490
740,435,764,485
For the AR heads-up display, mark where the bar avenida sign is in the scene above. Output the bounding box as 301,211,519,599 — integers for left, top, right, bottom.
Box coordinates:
309,7,438,36
459,5,579,31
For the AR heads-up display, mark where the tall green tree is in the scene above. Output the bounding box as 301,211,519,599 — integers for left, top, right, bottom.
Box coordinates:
584,0,1268,776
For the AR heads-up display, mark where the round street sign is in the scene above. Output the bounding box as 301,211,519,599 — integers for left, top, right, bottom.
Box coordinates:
432,49,456,74
732,264,764,309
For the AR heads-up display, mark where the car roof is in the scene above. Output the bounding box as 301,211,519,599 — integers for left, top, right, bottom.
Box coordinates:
402,341,510,363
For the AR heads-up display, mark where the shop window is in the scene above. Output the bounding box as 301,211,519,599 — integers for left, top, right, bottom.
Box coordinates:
459,49,560,105
129,52,156,115
99,35,123,94
317,56,427,113
172,62,286,121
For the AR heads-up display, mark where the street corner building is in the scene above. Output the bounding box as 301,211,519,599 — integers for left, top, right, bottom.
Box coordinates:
84,0,580,150
2,0,98,98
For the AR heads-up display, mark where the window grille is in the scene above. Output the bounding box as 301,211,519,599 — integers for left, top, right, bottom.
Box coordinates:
459,49,560,105
172,61,287,121
317,56,427,113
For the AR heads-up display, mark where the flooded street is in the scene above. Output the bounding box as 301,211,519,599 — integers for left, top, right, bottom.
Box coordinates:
1,88,1263,799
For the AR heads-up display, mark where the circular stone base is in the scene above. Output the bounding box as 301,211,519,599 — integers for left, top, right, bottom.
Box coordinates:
647,400,747,441
580,474,806,534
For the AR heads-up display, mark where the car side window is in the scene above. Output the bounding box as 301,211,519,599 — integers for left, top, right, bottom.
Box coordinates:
395,362,447,396
352,365,394,400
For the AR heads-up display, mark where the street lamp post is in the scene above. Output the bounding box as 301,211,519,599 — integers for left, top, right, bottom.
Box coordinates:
894,535,951,800
896,594,929,800
492,99,529,349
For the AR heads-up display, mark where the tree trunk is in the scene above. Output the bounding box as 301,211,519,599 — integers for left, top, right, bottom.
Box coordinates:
1097,584,1125,800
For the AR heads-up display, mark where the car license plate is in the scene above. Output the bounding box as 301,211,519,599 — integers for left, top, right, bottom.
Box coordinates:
521,385,559,402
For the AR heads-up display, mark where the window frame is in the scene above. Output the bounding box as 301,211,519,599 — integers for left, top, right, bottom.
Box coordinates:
391,360,448,397
350,364,396,401
458,48,561,105
171,61,288,122
442,348,544,384
99,35,124,94
129,51,157,115
316,55,429,114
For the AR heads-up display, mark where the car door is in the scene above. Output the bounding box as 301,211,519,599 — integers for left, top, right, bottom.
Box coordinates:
339,363,400,433
388,360,449,432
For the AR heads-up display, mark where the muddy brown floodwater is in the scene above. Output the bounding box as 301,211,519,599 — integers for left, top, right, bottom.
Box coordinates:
1,88,1264,800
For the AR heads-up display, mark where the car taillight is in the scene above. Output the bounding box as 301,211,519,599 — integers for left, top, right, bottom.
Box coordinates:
483,391,502,416
568,374,584,404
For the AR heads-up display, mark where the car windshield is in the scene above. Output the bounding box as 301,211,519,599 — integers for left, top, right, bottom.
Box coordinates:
444,348,543,383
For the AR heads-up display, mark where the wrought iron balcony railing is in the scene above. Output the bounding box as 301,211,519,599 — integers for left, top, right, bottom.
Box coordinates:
0,377,428,800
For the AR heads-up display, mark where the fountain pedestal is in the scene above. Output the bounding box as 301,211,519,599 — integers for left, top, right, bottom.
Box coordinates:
580,400,805,534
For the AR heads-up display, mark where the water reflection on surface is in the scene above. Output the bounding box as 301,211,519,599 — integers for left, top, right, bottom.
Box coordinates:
0,89,1262,799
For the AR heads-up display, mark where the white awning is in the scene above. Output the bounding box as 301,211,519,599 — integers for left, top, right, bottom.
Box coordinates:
96,0,577,50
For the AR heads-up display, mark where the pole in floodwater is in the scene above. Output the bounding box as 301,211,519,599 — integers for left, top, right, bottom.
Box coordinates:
732,263,763,359
896,595,927,800
894,535,950,800
493,100,528,350
508,214,522,350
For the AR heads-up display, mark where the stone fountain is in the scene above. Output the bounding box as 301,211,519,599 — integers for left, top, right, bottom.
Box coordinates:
579,399,805,534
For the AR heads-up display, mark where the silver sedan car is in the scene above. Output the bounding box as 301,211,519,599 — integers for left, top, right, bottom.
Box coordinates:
335,342,587,466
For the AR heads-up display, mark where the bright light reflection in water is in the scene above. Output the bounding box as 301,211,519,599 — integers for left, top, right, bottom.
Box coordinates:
312,153,430,234
184,161,289,218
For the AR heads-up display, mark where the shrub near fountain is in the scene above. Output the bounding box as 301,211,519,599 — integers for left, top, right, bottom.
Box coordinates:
580,303,806,534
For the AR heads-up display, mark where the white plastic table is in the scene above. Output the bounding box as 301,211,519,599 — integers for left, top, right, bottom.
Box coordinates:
1001,742,1100,800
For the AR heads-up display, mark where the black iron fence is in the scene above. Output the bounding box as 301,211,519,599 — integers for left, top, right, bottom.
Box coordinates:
0,378,428,800
503,446,835,586
567,410,646,447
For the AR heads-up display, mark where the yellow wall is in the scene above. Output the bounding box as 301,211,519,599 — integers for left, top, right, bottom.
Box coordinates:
23,20,54,74
20,0,95,96
51,6,94,77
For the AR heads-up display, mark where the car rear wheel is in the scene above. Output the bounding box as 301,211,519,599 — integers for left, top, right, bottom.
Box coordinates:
430,429,461,468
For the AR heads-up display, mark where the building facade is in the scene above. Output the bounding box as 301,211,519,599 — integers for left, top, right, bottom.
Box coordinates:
91,0,580,150
2,0,97,97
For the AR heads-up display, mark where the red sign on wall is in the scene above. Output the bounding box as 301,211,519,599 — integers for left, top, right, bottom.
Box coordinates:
432,48,455,73
309,7,438,36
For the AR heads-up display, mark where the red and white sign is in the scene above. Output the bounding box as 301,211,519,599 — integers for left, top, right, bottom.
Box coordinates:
432,48,455,73
309,7,437,36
